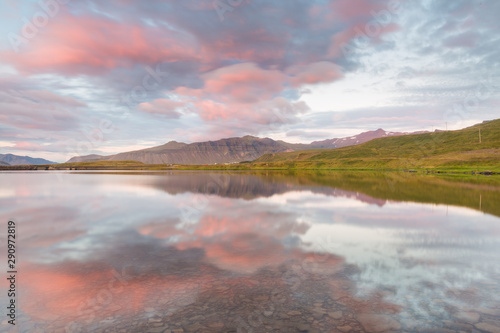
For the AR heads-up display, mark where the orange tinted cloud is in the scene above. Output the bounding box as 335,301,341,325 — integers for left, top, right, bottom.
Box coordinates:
201,62,287,104
1,13,199,75
19,262,204,325
162,209,310,273
193,99,231,121
138,218,185,238
164,62,317,125
287,61,344,87
138,98,185,118
203,233,287,273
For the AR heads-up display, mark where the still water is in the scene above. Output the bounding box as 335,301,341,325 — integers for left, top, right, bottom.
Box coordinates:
1,171,499,333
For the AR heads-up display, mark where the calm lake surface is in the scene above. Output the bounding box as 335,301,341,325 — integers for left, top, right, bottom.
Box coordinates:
1,171,500,333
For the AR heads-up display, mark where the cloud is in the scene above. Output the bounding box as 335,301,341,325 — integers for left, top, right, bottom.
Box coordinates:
1,12,199,76
286,129,333,140
137,98,184,118
328,22,400,58
1,0,499,158
443,31,478,49
0,88,85,131
4,205,85,249
127,62,315,138
188,96,308,123
287,61,344,87
201,62,287,104
2,140,79,153
8,141,44,151
329,0,384,21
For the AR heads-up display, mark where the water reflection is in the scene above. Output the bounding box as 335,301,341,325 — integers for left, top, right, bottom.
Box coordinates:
0,171,499,332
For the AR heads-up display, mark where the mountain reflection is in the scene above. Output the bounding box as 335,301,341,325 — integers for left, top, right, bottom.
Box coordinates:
1,171,499,332
140,171,500,217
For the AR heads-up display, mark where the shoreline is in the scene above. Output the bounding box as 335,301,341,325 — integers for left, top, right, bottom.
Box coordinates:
0,163,498,175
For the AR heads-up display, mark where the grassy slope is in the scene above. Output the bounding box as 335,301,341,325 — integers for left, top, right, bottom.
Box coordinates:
253,119,500,172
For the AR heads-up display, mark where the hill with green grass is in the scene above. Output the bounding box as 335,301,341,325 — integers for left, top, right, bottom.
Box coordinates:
253,119,500,172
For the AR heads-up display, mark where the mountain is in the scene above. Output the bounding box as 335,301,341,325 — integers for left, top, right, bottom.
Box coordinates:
309,128,427,149
147,172,387,205
0,161,10,166
0,154,56,166
254,119,500,171
67,129,425,165
311,128,408,149
66,154,106,163
67,137,294,164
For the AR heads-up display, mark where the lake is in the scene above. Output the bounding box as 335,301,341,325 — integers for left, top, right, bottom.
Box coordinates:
1,171,500,333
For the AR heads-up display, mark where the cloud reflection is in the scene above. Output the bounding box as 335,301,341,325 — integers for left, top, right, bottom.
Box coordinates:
1,171,500,332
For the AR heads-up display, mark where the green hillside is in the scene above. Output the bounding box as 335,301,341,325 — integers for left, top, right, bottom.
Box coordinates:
254,119,500,172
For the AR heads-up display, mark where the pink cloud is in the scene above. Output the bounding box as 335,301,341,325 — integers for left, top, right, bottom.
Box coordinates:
201,62,287,104
183,95,308,126
159,62,312,129
138,98,185,118
18,262,205,325
287,61,343,87
166,62,313,124
172,62,290,109
174,61,340,111
138,218,184,238
193,99,231,121
309,0,392,30
204,29,288,64
330,0,381,21
1,13,199,75
309,5,323,18
9,141,45,151
174,86,204,99
24,89,85,107
202,233,287,273
328,28,360,57
170,210,310,273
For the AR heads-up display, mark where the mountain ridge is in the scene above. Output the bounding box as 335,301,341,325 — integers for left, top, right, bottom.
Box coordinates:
0,154,56,166
67,128,425,165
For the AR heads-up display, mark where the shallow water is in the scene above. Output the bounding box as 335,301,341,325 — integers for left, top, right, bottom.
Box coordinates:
1,171,499,333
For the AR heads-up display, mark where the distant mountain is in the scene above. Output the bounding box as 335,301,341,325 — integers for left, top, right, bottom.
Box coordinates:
66,154,106,163
0,154,56,166
67,129,427,165
310,128,415,149
68,136,294,165
0,161,10,166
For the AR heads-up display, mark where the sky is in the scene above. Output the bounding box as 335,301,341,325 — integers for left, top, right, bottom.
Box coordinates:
0,0,499,162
